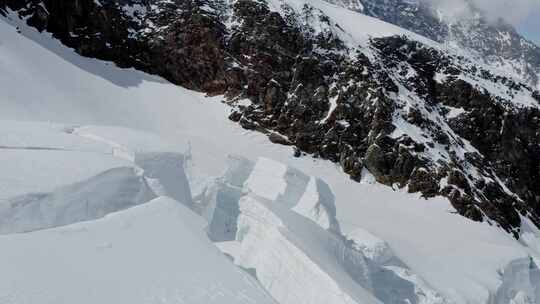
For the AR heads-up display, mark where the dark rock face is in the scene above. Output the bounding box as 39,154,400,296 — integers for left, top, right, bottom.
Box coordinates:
2,0,540,236
1,0,229,91
370,35,540,234
408,167,439,198
144,0,228,93
4,0,147,67
437,80,540,217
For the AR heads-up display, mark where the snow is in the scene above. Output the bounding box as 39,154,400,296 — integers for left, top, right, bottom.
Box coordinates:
0,121,133,199
0,166,155,234
199,156,340,237
1,11,540,304
457,73,539,109
444,106,467,119
207,157,469,304
292,176,340,233
233,194,380,304
346,228,393,264
0,120,195,234
73,125,181,154
0,197,275,304
244,157,288,201
266,0,438,50
320,94,338,123
135,152,193,206
0,149,129,199
0,121,109,153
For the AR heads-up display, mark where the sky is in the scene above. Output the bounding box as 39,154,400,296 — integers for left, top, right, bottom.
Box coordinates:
517,13,540,45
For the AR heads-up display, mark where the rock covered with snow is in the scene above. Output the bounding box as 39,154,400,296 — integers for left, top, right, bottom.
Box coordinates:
335,0,540,90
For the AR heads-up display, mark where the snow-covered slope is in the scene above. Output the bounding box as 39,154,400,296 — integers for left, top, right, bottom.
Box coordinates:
265,0,436,48
0,120,195,233
1,8,540,304
0,197,275,304
0,119,276,303
205,157,450,304
204,156,540,304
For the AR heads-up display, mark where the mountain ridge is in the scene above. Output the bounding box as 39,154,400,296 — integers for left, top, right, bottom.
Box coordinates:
350,0,540,88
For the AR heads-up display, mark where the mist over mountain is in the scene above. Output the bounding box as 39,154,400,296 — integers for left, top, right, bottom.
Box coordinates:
426,0,540,25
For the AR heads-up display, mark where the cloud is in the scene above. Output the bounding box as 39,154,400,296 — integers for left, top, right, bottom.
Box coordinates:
423,0,540,25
